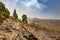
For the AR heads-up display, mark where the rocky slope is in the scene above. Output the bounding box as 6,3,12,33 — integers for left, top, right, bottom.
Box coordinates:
28,18,60,40
0,18,58,40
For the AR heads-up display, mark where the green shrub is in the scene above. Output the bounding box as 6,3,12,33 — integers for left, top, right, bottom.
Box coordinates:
22,15,27,24
0,2,10,19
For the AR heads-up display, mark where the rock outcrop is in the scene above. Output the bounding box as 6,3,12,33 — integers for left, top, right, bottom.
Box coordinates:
0,18,52,40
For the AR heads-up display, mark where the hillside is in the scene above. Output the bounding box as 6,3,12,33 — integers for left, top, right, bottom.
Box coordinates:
0,18,60,40
28,18,60,30
0,18,54,40
28,18,60,40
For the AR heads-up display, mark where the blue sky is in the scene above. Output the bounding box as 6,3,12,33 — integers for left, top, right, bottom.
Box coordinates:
0,0,60,19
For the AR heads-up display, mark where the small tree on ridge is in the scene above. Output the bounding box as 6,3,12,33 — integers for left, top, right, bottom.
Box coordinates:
13,9,18,19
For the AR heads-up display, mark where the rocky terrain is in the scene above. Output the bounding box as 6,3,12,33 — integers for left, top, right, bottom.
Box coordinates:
28,18,60,40
0,18,60,40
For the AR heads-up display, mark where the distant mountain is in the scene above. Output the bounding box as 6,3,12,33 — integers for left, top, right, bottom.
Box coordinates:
28,18,60,40
28,18,60,30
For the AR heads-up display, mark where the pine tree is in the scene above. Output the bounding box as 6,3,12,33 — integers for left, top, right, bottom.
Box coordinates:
0,2,10,19
22,15,27,24
0,2,5,11
13,9,18,19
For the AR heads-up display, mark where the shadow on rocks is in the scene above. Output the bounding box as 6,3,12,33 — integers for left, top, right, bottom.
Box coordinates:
23,35,38,40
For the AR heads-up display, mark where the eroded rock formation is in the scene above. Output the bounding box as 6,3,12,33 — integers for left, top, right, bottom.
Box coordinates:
0,18,52,40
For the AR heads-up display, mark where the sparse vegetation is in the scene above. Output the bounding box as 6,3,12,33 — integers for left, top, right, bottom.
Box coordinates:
0,2,10,19
42,26,60,33
0,2,28,24
22,15,28,24
30,21,60,33
13,9,18,19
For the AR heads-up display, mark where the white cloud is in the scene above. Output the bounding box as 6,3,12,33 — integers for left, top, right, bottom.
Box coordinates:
0,0,46,19
16,0,18,1
19,0,46,11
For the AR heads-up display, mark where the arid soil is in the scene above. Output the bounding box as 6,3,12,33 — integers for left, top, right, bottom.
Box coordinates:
0,18,60,40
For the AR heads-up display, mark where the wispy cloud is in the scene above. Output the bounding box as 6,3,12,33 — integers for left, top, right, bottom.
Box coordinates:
0,0,46,12
19,0,46,11
0,0,47,19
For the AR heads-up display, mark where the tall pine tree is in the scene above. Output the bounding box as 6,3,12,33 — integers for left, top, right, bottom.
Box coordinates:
13,9,18,19
0,2,10,19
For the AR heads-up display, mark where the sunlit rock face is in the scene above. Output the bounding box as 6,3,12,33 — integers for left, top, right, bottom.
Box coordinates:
0,18,20,40
0,18,37,40
0,18,52,40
